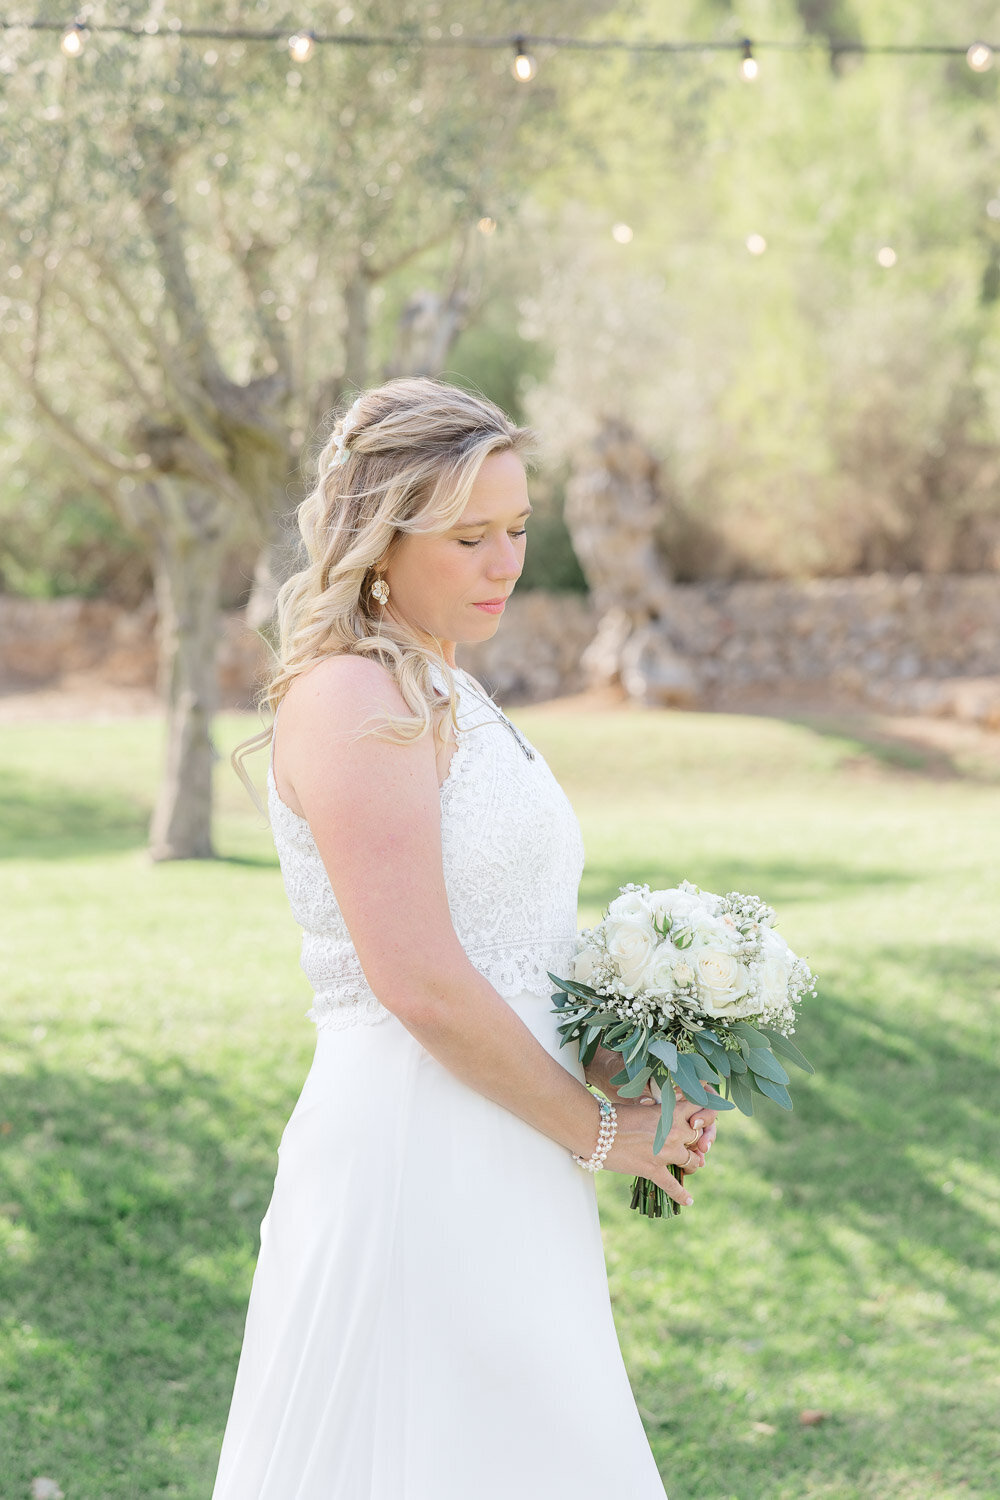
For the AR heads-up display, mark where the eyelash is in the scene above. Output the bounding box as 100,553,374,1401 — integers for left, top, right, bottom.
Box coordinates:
458,530,528,548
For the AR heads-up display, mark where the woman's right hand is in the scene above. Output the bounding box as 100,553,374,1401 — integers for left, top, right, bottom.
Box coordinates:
603,1088,717,1208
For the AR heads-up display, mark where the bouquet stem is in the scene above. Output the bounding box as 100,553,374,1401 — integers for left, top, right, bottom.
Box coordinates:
629,1167,686,1219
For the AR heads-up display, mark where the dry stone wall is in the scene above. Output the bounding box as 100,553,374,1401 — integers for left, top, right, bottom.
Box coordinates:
2,574,998,725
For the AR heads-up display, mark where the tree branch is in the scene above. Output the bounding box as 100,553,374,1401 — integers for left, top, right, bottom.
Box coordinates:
133,127,227,389
0,344,153,483
51,266,161,407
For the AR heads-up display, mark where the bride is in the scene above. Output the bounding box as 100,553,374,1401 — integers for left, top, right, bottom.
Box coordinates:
212,377,719,1499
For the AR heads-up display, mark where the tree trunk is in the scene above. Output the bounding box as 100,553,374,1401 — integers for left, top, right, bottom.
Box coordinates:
148,487,227,861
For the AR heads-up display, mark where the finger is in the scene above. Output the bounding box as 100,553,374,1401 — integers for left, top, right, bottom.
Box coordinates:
676,1102,718,1138
654,1167,695,1208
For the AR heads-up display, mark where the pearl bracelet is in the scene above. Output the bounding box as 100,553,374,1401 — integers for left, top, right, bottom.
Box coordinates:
572,1095,618,1172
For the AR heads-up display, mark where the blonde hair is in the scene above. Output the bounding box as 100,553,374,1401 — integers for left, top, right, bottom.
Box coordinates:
233,376,535,801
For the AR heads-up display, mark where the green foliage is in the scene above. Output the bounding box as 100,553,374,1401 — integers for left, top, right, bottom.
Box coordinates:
0,704,998,1495
8,0,1000,594
0,435,149,600
523,0,1000,577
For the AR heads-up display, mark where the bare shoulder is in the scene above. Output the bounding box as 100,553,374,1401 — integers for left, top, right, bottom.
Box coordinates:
281,653,411,735
275,654,436,813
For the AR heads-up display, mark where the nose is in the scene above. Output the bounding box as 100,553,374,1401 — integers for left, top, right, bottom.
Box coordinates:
486,534,523,582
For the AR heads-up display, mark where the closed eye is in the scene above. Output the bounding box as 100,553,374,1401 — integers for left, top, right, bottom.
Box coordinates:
458,530,528,548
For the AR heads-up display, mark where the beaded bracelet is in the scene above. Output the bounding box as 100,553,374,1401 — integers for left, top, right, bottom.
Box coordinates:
572,1095,618,1172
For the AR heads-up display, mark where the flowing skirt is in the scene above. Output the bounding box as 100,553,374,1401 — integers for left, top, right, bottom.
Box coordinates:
210,990,668,1499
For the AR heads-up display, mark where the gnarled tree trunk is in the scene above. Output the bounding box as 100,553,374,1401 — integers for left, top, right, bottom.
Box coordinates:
139,480,228,860
565,419,699,706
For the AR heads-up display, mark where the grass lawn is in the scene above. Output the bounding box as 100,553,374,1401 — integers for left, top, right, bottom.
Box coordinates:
1,704,998,1499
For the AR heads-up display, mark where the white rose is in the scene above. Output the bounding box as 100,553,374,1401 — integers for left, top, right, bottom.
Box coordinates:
640,944,681,994
689,915,739,953
605,916,658,991
648,888,705,927
759,930,792,1007
695,948,755,1017
573,945,599,986
607,889,652,922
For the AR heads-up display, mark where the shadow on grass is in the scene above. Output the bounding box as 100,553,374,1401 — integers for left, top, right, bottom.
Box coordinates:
0,1040,292,1497
2,949,996,1498
0,767,150,859
782,711,1000,785
216,851,280,869
627,943,1000,1496
581,854,914,911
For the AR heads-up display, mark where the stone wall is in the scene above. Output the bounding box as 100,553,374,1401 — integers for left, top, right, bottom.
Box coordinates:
2,574,998,725
654,574,1000,724
0,595,268,707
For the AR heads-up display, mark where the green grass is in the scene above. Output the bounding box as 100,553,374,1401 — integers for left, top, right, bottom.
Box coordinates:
1,707,998,1499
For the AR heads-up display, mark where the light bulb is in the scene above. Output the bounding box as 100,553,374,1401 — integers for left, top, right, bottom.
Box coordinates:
611,223,633,244
511,37,537,82
288,32,316,62
740,39,758,81
967,42,993,73
877,246,897,268
746,233,767,255
60,23,85,57
477,216,497,235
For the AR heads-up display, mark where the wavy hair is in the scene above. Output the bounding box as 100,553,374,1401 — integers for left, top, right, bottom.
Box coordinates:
233,376,535,801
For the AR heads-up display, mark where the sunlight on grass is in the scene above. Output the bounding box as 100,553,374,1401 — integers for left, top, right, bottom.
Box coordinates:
1,706,998,1498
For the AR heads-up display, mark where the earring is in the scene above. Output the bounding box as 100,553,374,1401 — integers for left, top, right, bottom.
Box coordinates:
371,576,390,605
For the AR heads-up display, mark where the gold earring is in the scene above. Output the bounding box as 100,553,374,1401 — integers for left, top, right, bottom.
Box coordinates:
371,576,389,605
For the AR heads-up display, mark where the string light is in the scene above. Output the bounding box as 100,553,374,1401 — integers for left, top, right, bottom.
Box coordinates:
511,36,537,82
740,39,758,81
477,216,497,234
877,246,897,267
60,22,85,57
288,31,316,63
611,223,633,243
2,21,999,76
746,233,767,255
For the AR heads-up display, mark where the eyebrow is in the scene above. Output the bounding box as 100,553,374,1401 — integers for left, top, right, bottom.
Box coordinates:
454,506,533,529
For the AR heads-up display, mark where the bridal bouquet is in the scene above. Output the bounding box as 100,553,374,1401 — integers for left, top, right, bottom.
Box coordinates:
548,880,816,1219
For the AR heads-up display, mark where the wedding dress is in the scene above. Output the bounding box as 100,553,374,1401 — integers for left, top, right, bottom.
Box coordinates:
211,662,668,1499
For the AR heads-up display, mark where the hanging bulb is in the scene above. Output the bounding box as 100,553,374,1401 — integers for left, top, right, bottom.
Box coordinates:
511,36,537,82
967,42,993,73
740,39,758,81
288,31,316,62
60,22,86,57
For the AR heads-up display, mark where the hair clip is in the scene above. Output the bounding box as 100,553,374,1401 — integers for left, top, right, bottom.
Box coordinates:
331,397,363,467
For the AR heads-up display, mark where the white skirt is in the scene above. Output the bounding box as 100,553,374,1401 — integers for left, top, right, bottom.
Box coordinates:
210,989,668,1499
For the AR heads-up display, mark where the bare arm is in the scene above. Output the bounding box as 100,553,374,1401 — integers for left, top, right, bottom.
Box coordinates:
274,657,713,1204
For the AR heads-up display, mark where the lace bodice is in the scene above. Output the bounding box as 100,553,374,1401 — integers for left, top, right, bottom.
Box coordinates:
267,662,586,1030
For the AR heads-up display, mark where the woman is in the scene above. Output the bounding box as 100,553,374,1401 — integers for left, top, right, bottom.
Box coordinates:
213,377,718,1499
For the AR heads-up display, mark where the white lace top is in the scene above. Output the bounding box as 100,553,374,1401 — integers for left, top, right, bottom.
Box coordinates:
267,662,586,1030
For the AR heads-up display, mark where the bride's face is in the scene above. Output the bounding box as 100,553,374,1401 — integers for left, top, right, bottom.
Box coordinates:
380,450,531,656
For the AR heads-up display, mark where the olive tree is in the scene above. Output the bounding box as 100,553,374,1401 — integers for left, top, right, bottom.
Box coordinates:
0,0,608,855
